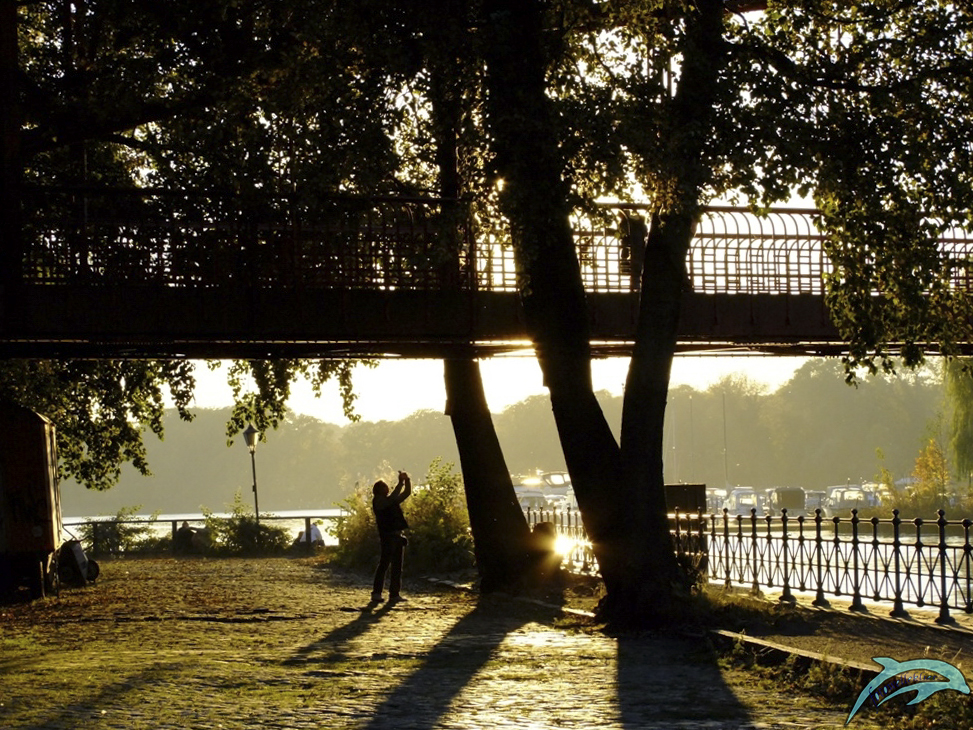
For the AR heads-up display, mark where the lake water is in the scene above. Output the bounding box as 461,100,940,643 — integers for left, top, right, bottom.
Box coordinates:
62,509,344,546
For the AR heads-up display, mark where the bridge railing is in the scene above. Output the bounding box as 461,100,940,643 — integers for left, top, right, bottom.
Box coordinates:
691,207,830,295
471,205,837,294
528,505,973,624
21,188,477,291
19,188,973,296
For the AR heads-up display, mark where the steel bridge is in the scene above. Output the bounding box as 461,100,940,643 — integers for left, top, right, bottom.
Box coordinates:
2,189,971,359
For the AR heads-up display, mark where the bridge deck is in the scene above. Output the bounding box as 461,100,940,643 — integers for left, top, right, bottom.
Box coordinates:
1,191,968,358
0,287,840,358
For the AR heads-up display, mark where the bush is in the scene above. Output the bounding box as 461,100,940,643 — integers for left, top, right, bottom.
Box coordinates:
330,483,382,569
329,458,474,574
77,506,160,557
126,534,173,555
405,458,474,573
202,492,291,556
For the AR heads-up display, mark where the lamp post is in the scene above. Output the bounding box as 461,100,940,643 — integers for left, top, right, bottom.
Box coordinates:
243,424,260,528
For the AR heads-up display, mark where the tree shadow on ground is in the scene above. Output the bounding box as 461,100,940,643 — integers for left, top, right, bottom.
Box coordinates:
615,632,752,728
13,663,185,730
360,598,534,730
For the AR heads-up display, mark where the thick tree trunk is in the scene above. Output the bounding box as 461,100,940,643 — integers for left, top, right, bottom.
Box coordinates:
481,0,641,618
605,214,699,626
443,358,531,592
426,56,535,592
605,0,728,627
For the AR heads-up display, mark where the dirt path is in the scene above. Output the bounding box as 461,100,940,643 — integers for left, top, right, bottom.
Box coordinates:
1,557,962,729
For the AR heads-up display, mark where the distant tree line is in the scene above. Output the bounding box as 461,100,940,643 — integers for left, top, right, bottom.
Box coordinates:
61,359,950,517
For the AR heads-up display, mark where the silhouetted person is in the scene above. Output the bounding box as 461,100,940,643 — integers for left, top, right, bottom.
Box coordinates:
526,521,563,587
618,212,647,291
174,521,196,554
292,522,325,548
371,471,412,604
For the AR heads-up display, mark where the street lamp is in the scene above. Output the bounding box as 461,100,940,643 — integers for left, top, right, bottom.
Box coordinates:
243,424,260,528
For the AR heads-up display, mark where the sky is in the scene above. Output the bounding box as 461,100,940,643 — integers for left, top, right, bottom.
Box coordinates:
187,354,810,425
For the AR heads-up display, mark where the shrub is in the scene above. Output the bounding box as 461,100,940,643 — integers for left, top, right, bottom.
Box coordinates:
329,458,474,574
126,534,172,555
330,483,382,569
201,491,291,556
77,506,160,557
405,458,474,573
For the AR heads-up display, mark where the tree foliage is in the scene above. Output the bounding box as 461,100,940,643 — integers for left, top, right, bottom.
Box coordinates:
0,359,196,490
946,359,973,478
911,439,952,510
10,1,400,487
731,3,973,375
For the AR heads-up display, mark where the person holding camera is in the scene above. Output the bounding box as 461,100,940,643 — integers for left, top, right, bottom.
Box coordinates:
371,470,412,604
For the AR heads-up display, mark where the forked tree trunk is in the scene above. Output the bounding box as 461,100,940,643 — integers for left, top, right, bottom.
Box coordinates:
444,357,531,592
481,0,727,628
481,0,681,627
607,213,699,626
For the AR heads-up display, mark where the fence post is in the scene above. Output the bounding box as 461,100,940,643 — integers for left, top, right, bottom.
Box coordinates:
849,510,867,613
870,515,881,603
779,509,795,604
811,509,830,607
698,508,709,576
673,507,682,562
964,519,973,614
935,510,955,625
889,510,909,619
304,516,313,554
796,514,806,592
723,509,732,589
750,508,760,595
171,520,178,554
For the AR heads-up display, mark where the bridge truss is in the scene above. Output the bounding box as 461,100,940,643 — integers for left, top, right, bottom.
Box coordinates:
2,188,971,359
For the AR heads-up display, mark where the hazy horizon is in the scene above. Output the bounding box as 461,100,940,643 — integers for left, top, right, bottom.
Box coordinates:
185,355,812,426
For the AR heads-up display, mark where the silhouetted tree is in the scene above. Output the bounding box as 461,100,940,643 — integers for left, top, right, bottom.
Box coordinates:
11,1,973,628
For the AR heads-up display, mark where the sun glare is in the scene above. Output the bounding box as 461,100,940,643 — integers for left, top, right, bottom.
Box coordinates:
554,533,576,557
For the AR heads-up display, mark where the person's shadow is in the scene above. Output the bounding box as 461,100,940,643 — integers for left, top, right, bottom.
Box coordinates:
289,593,754,729
287,599,395,667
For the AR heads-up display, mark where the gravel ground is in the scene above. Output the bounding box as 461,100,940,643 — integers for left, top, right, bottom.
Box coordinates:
1,556,968,729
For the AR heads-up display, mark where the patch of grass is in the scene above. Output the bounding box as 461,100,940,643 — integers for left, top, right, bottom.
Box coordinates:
883,689,973,730
0,634,39,653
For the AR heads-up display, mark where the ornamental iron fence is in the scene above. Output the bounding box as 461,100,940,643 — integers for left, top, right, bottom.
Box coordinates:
527,506,973,625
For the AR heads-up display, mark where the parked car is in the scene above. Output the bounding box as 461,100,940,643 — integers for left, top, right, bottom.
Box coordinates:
825,486,873,515
804,490,828,515
722,487,764,516
706,488,728,513
766,487,806,518
514,487,550,511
